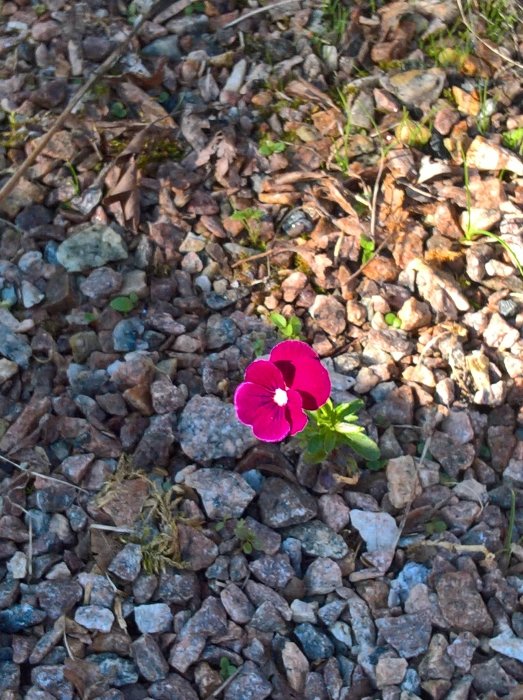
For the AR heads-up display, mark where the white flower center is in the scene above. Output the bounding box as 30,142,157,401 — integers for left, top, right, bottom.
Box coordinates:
273,388,288,407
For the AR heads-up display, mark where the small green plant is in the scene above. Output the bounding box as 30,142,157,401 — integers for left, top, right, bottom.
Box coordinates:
215,517,260,554
110,293,138,313
359,235,375,265
425,518,448,535
184,0,205,14
502,127,523,155
476,80,492,135
462,153,523,278
332,88,354,175
395,108,431,147
321,0,350,42
84,311,98,324
297,398,380,464
480,0,518,43
110,101,128,119
384,312,402,329
252,337,266,357
233,519,259,554
259,137,287,157
219,657,238,681
270,312,303,340
230,207,265,248
65,161,81,196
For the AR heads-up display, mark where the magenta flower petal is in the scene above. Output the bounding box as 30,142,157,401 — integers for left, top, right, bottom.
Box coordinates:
270,340,331,410
244,359,285,391
286,388,308,436
251,404,291,442
234,381,291,442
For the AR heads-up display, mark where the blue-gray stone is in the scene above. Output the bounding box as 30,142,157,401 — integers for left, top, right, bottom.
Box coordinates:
0,579,19,609
1,286,17,307
113,318,145,352
89,653,139,686
35,483,76,513
390,562,429,603
206,315,238,350
0,322,31,367
294,623,334,661
142,35,181,59
0,603,46,632
204,291,237,310
402,668,421,693
56,224,127,272
44,240,59,264
285,520,348,559
0,661,18,691
67,364,109,396
24,510,51,536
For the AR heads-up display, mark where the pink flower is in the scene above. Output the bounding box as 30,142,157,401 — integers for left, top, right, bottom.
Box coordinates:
234,340,331,442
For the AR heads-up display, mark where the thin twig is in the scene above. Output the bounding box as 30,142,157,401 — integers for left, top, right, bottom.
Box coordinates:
0,0,191,207
0,216,26,236
0,453,90,494
342,157,392,285
224,0,299,28
208,665,243,698
455,0,523,70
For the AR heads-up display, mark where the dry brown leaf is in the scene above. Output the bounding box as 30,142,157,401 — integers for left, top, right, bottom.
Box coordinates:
125,57,167,89
285,79,339,110
103,156,141,232
379,172,408,233
116,82,174,126
90,528,122,572
64,658,109,700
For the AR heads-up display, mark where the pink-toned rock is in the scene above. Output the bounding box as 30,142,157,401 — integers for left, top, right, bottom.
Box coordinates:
282,271,308,303
398,297,432,331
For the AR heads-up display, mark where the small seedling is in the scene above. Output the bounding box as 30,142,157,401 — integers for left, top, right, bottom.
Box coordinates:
84,311,98,324
462,153,523,278
184,0,205,14
359,235,375,265
321,0,350,42
502,127,523,155
384,312,402,329
297,398,380,464
481,0,518,43
233,519,259,555
110,293,139,313
230,207,265,248
65,161,81,196
259,137,286,157
252,337,266,357
270,312,303,340
110,101,128,119
425,518,448,535
219,657,238,681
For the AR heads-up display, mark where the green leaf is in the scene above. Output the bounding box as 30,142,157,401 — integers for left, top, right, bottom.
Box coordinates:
367,458,387,471
242,541,253,554
344,432,381,460
219,657,237,681
269,312,287,330
335,400,364,420
334,422,363,435
110,101,128,119
230,207,263,222
385,312,402,328
323,430,337,455
110,296,136,313
259,138,286,156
